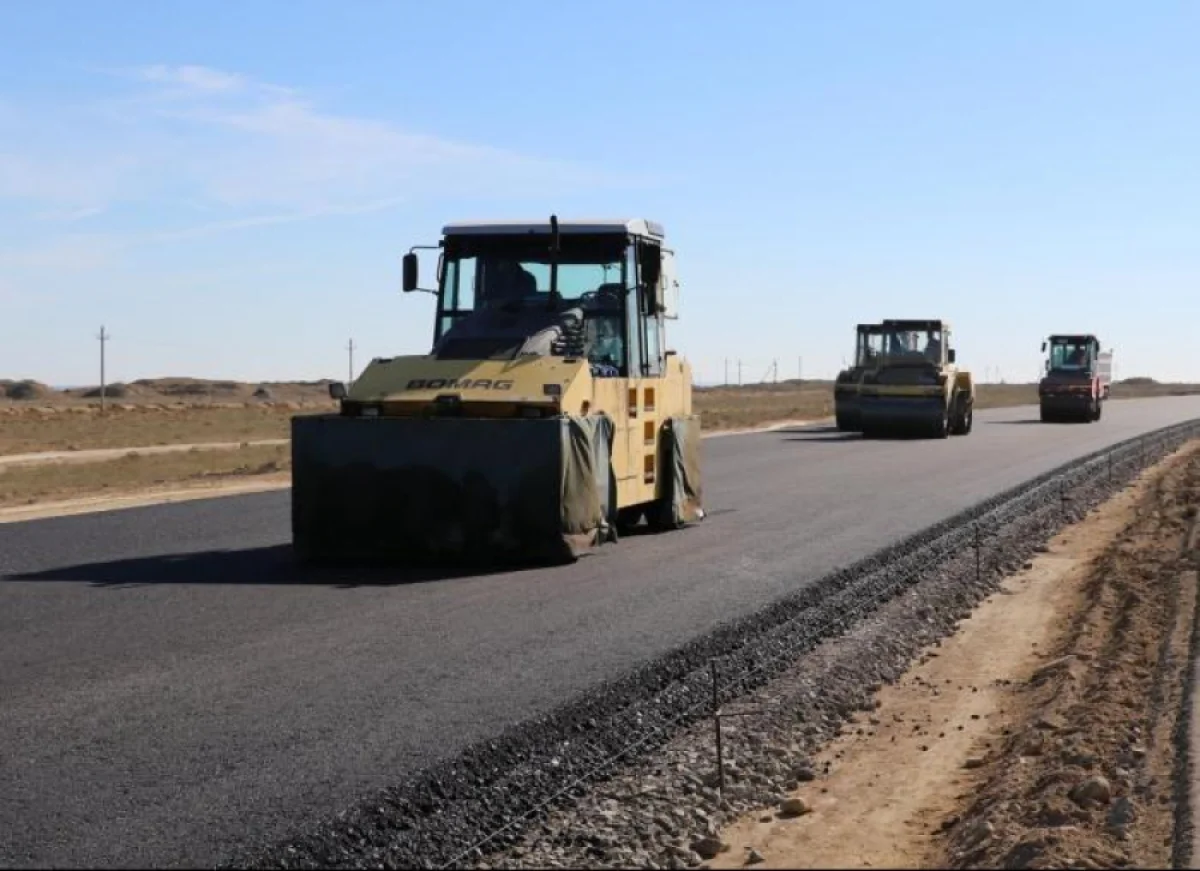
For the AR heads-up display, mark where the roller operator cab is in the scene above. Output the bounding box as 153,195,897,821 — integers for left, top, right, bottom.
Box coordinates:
856,319,975,439
833,323,885,432
290,216,704,565
1038,334,1110,423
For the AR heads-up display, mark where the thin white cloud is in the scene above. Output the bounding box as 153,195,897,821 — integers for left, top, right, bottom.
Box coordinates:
0,233,124,272
145,196,408,243
34,205,107,223
136,64,247,93
1,63,633,245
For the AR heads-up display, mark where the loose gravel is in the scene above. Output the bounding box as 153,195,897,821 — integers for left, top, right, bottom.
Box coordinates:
242,418,1200,870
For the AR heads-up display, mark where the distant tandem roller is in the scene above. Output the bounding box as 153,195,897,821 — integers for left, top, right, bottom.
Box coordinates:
839,319,977,439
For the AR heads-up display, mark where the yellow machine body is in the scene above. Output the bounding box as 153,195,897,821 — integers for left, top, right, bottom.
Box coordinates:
856,319,976,439
290,217,704,564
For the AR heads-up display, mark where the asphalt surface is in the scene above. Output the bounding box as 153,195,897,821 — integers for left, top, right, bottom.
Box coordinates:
3,396,1200,869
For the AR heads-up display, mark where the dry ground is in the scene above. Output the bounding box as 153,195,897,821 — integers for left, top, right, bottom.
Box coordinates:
0,443,291,509
707,439,1200,870
1,376,1197,512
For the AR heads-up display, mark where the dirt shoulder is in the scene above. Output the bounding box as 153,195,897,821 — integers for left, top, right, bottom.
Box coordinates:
707,439,1200,870
0,443,291,515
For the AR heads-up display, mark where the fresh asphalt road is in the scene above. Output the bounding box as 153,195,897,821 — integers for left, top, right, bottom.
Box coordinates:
3,396,1200,869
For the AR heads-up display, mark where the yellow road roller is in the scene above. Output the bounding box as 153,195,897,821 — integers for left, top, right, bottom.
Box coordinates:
291,216,704,564
857,319,975,439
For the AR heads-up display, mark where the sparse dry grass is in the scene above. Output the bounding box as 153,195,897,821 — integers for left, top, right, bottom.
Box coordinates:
0,403,331,456
2,376,1197,509
3,380,1198,458
0,443,291,507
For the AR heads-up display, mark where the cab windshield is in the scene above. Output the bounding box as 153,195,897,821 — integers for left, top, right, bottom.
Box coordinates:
879,326,944,364
438,233,628,315
435,231,632,372
1048,339,1091,371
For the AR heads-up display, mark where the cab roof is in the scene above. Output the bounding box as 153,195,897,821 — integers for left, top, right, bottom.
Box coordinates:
880,318,950,331
442,218,665,239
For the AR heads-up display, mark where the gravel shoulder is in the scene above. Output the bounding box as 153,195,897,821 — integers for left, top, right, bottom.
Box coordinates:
708,441,1195,869
427,433,1200,871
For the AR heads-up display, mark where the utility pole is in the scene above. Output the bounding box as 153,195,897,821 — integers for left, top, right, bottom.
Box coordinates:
347,338,356,387
798,356,803,382
724,357,729,386
97,325,109,413
738,359,743,386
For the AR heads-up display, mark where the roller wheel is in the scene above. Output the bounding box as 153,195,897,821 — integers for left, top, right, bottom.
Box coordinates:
645,495,683,533
616,506,644,536
951,399,973,436
932,405,950,439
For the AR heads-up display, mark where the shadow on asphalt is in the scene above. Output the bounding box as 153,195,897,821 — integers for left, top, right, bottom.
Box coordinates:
781,433,865,443
3,544,550,589
773,424,842,436
989,419,1091,426
4,518,718,589
782,431,953,442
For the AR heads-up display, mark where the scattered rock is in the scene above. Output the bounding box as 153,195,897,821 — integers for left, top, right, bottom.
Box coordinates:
691,836,727,860
1070,775,1112,807
1107,796,1136,832
746,848,764,865
778,797,810,818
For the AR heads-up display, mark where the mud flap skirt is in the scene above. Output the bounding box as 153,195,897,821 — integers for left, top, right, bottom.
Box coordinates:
662,415,705,523
291,413,617,564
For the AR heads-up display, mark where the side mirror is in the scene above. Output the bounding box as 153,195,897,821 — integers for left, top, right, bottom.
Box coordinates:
402,252,419,293
947,348,956,364
1040,341,1046,353
328,382,347,400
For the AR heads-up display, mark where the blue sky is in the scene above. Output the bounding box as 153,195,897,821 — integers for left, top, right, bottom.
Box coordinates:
1,0,1198,387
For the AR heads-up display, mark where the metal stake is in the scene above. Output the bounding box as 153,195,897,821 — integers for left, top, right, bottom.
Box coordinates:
711,658,724,797
974,523,982,582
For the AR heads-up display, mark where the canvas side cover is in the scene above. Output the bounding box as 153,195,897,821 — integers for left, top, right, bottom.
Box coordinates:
558,413,617,555
291,413,617,562
662,415,704,523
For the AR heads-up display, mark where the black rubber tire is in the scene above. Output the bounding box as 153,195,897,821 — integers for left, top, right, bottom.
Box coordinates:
645,495,683,533
616,506,644,536
1095,400,1103,421
932,404,950,439
954,401,974,436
